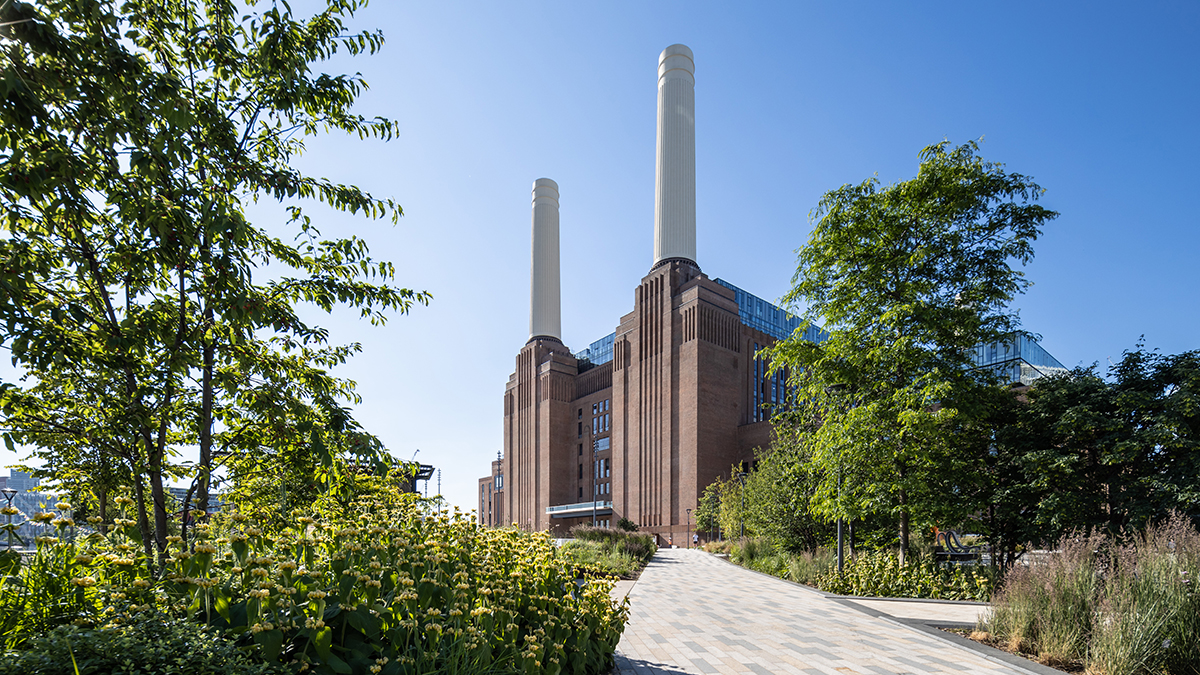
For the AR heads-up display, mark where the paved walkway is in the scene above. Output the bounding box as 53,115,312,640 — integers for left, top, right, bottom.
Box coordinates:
612,549,1049,675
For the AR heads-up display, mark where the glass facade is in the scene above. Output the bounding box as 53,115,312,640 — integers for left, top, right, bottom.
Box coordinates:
751,341,790,423
714,279,827,343
970,334,1068,386
574,332,615,368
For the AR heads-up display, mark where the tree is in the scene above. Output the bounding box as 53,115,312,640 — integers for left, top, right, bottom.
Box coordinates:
765,140,1057,562
0,0,427,566
694,482,721,540
740,434,827,553
993,345,1200,546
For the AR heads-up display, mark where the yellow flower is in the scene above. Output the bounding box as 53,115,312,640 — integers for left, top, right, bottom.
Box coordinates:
72,576,96,587
31,512,54,523
56,502,72,511
0,506,19,516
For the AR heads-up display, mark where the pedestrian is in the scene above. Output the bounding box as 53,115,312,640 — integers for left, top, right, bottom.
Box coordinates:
693,533,699,547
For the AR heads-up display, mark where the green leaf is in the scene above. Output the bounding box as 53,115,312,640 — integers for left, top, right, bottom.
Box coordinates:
313,626,333,659
324,653,352,674
254,628,285,661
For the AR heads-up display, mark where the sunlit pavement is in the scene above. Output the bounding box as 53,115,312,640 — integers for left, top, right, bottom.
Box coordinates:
611,548,1054,675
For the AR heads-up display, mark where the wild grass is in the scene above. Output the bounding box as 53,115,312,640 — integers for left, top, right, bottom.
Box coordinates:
986,513,1200,675
562,526,657,579
722,537,837,586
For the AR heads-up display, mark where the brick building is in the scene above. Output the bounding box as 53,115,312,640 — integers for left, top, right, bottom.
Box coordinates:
477,45,823,544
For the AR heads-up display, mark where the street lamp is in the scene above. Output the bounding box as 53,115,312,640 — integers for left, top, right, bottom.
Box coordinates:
686,508,692,548
2,487,21,550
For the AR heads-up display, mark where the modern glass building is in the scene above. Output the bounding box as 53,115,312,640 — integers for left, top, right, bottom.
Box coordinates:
574,332,615,369
970,334,1068,386
714,279,827,343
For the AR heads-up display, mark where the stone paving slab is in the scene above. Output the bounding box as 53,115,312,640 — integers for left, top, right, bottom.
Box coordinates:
613,549,1043,675
840,598,988,626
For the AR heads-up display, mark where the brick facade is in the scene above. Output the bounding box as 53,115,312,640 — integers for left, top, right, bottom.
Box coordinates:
481,260,785,543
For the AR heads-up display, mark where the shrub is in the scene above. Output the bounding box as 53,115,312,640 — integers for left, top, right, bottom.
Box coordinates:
2,612,283,675
616,518,639,532
815,550,994,602
701,540,734,555
0,489,629,675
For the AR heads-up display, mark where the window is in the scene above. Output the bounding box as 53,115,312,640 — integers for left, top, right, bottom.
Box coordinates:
592,418,598,434
495,475,503,490
578,486,583,498
595,437,610,452
578,408,583,419
578,444,583,456
578,464,583,479
592,403,598,415
577,422,582,437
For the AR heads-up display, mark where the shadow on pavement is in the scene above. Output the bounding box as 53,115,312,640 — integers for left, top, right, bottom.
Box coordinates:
612,655,693,674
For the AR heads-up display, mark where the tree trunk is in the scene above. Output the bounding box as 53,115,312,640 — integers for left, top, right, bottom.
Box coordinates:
130,475,155,570
97,488,108,536
198,325,214,521
149,465,168,564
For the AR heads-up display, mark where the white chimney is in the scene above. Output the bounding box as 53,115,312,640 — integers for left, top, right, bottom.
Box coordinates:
652,44,696,268
529,178,561,342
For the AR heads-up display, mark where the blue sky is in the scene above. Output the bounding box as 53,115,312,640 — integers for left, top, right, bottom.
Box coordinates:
5,2,1199,513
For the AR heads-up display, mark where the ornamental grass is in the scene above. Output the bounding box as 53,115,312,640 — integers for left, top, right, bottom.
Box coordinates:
986,514,1200,675
0,488,628,675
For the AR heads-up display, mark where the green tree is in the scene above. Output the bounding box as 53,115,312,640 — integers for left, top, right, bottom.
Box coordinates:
765,140,1057,562
741,434,827,552
694,482,721,540
0,0,427,564
994,345,1200,546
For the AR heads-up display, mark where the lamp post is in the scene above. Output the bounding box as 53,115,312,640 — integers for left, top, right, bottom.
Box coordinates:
686,508,692,548
1,487,19,550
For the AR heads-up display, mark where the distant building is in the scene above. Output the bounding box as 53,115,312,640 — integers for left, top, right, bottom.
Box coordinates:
166,486,223,514
0,470,58,546
971,334,1068,386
